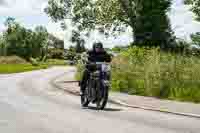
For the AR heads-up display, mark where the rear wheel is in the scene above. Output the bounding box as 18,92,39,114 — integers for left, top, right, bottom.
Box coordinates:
81,82,90,107
81,94,89,107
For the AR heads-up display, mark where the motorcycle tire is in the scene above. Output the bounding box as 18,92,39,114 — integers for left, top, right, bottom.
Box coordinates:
96,84,109,110
81,94,90,107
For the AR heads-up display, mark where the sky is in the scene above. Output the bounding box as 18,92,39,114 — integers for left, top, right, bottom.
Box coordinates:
0,0,200,48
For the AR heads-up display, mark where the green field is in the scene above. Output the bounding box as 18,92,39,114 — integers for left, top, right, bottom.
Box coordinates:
0,56,66,74
0,64,48,74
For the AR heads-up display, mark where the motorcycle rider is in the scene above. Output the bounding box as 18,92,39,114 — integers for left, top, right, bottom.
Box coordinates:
80,42,112,96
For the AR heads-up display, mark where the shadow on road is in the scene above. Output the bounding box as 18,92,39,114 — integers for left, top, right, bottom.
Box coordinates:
86,106,122,112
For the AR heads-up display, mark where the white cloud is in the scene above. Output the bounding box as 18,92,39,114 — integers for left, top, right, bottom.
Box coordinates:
0,23,5,31
0,0,8,6
46,21,65,40
82,28,133,49
0,0,65,40
0,0,43,17
169,0,200,40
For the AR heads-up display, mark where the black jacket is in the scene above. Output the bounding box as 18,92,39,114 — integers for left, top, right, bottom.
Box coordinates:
87,50,111,63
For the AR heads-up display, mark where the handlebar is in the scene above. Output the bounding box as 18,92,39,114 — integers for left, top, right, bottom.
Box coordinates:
87,62,110,65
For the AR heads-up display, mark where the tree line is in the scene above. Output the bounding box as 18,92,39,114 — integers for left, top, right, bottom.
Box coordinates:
0,17,64,61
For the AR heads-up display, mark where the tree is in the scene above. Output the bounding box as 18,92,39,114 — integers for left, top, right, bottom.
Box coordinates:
48,33,64,49
71,30,86,53
0,34,6,56
2,17,66,61
47,48,64,59
184,0,200,21
34,26,48,59
4,17,24,57
2,18,49,60
191,32,200,46
4,17,16,30
45,0,175,48
47,33,65,59
64,45,77,60
34,26,48,49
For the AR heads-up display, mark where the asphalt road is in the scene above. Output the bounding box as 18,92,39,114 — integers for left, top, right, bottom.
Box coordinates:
0,67,200,133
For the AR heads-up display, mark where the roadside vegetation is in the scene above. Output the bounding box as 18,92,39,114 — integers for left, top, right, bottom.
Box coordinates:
0,17,87,74
76,45,200,103
0,17,67,74
112,46,200,103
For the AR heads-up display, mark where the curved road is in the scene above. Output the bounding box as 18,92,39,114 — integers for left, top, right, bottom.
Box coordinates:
0,67,199,133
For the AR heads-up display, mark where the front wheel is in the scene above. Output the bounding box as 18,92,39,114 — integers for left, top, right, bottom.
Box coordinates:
81,86,89,107
96,85,109,110
81,94,90,107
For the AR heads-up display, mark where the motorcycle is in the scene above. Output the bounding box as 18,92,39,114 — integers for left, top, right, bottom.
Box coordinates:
81,62,111,110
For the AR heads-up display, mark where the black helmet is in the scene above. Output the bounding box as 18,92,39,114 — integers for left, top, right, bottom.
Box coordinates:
93,42,103,49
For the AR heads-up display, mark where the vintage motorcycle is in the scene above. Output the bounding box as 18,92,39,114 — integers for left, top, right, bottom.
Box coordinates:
81,62,111,110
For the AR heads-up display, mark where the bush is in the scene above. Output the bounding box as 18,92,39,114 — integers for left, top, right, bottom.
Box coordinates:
64,51,76,60
48,48,64,59
0,56,28,64
29,57,39,66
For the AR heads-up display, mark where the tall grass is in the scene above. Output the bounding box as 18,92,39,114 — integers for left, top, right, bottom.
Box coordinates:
111,46,200,103
75,47,200,103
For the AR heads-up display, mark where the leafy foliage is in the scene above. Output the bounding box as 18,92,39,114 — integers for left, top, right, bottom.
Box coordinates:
191,32,200,46
64,45,76,60
0,35,6,56
0,17,64,61
71,30,86,53
48,48,64,59
48,33,64,49
64,42,86,64
2,17,48,59
184,0,200,21
45,0,175,48
29,57,39,66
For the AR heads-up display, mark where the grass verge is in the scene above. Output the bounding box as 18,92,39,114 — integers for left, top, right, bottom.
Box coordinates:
0,58,66,74
0,64,48,74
